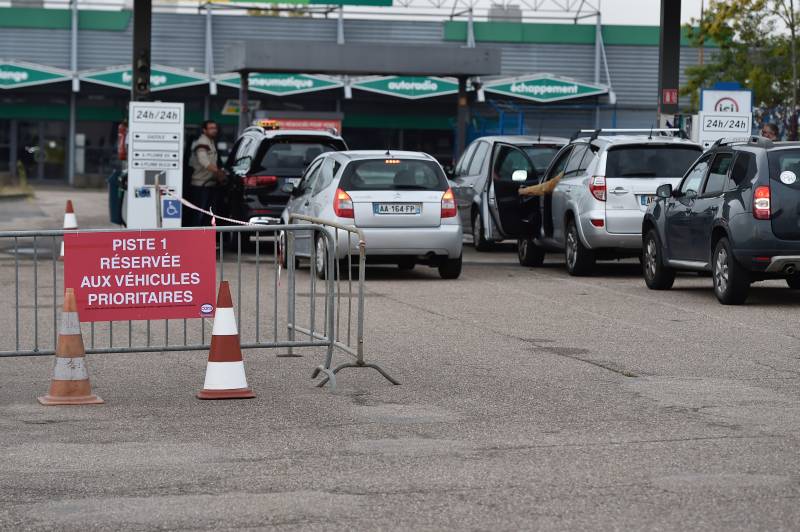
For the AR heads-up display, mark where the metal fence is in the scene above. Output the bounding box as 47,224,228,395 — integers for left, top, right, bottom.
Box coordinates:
0,218,398,390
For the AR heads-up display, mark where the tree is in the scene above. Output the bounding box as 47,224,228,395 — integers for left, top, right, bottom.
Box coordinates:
683,0,799,111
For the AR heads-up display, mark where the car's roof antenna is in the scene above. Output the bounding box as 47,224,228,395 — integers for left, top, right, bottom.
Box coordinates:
537,121,543,142
385,147,392,156
648,124,653,140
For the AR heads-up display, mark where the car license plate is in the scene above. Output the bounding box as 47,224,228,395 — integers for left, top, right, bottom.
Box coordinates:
373,203,421,215
640,195,656,206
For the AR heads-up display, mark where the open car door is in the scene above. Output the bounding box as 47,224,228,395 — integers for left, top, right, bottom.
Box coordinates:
487,143,541,239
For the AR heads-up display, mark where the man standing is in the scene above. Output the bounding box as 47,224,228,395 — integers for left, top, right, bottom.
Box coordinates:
188,120,226,226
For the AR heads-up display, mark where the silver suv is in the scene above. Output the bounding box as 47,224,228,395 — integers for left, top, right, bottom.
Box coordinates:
516,129,703,275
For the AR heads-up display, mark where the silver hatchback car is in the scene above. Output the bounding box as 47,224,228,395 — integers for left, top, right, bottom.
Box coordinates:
281,150,463,279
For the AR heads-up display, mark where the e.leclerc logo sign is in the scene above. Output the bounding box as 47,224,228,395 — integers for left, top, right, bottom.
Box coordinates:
80,65,207,91
484,75,608,103
0,61,70,89
352,76,459,99
216,73,342,96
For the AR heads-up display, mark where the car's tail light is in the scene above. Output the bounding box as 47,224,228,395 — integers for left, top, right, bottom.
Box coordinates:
333,188,354,218
590,218,604,227
589,176,606,201
753,186,771,219
243,175,278,188
441,188,458,218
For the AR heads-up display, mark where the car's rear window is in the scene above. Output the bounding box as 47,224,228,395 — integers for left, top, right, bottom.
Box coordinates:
339,159,448,191
605,145,702,178
768,149,800,184
258,140,342,176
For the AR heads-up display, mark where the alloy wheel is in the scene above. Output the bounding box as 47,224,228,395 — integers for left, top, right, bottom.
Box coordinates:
714,247,729,294
315,235,327,276
645,238,658,280
566,227,577,269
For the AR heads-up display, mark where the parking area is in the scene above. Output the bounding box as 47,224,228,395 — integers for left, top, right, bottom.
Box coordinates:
1,190,800,530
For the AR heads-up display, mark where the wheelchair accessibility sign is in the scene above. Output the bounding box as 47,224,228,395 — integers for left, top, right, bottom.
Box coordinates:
162,199,181,219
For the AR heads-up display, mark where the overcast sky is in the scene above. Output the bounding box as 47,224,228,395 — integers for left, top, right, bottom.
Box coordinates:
597,0,705,26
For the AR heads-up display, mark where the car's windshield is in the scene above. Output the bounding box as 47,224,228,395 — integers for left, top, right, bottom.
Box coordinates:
258,141,340,177
605,145,702,178
339,159,448,191
523,146,561,177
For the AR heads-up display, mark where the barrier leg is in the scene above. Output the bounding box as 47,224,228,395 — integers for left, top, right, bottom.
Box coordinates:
278,230,301,358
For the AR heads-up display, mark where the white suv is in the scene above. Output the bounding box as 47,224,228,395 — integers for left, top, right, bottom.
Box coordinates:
515,129,703,275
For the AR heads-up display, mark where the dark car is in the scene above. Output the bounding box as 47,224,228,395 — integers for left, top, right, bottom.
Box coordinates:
223,126,348,230
450,135,567,250
642,136,800,304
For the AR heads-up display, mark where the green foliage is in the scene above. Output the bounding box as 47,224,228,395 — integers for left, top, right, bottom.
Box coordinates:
683,0,798,110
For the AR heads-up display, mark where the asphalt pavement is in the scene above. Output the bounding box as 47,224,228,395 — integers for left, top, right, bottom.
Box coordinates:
1,189,800,531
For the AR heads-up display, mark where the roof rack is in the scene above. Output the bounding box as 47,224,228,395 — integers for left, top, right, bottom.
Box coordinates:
574,128,688,141
709,136,773,149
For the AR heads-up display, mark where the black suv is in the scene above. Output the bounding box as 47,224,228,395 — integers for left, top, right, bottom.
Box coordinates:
642,136,800,304
224,126,348,226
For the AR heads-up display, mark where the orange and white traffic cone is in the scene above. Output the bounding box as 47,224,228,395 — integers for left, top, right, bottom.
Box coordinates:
38,288,103,406
197,281,255,400
59,200,78,261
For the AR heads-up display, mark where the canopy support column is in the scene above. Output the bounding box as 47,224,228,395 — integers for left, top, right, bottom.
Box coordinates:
239,72,250,133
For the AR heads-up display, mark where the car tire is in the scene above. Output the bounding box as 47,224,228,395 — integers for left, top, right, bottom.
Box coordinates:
472,211,493,252
643,229,675,290
438,255,462,279
314,232,328,280
278,231,299,270
517,237,545,267
564,219,595,276
712,238,750,305
786,275,800,289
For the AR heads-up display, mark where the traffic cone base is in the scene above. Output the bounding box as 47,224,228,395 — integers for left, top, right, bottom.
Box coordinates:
197,281,255,400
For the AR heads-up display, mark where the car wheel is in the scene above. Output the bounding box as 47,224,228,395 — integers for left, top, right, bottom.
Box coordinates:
564,219,595,276
472,212,492,252
517,237,545,267
278,231,299,270
786,275,800,289
643,229,675,290
712,238,750,305
314,232,328,280
438,255,462,279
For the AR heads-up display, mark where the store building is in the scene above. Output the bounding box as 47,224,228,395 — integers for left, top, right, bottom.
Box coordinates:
0,5,705,185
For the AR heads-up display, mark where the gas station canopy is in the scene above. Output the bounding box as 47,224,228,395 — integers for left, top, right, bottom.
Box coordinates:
224,40,501,77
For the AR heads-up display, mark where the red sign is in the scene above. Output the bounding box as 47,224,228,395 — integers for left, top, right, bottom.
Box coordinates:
64,230,217,322
662,88,678,105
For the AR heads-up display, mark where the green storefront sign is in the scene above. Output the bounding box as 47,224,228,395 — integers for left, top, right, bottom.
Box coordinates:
216,73,341,96
485,75,607,103
0,61,70,89
352,76,458,99
80,65,207,91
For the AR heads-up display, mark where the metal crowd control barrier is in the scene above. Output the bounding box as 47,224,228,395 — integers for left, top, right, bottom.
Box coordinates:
0,222,398,390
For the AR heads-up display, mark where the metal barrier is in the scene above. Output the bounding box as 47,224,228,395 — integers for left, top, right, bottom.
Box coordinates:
0,221,398,390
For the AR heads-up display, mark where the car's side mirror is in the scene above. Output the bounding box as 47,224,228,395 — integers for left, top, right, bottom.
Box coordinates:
282,182,295,194
656,183,672,199
512,169,528,182
443,165,455,179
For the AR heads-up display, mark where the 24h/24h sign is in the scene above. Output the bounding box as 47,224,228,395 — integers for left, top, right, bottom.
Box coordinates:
484,74,608,103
